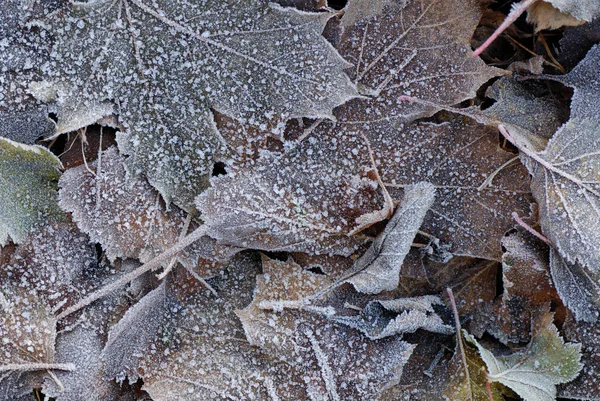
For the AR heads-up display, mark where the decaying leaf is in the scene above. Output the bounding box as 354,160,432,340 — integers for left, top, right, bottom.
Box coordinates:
237,255,416,400
467,310,582,401
14,0,358,211
59,147,237,274
196,142,381,256
559,311,600,400
544,0,600,22
470,232,560,344
332,295,453,340
0,137,63,246
342,182,435,294
527,2,585,31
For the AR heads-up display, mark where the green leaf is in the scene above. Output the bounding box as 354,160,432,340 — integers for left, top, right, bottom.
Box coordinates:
466,311,583,401
0,137,63,246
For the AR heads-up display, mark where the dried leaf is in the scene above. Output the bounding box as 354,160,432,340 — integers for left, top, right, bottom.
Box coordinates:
549,249,600,323
237,255,416,400
544,0,600,22
332,295,453,340
559,311,600,399
59,147,237,274
467,310,583,401
14,0,358,210
196,144,381,256
471,232,560,344
508,46,600,285
344,182,435,294
527,2,585,31
0,137,63,246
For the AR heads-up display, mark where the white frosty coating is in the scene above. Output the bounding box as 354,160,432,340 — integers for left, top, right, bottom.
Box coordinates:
0,137,63,246
332,295,453,340
43,327,129,401
0,285,58,398
346,182,435,294
546,0,600,21
0,1,57,143
549,249,600,323
196,140,382,256
466,312,582,401
59,147,237,274
237,256,416,401
301,0,525,260
13,0,358,211
560,314,600,399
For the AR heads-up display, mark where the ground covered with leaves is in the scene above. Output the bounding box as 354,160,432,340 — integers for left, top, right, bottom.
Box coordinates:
1,0,599,400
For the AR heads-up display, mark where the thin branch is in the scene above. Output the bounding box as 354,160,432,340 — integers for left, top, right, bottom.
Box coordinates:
57,225,208,320
446,287,472,401
473,0,538,58
0,363,75,372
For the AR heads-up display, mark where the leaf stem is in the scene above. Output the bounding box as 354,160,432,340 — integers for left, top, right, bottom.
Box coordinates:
57,225,208,320
472,0,538,58
446,287,472,401
0,363,75,372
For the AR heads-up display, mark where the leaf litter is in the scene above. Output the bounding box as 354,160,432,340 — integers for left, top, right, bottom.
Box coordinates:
2,0,600,399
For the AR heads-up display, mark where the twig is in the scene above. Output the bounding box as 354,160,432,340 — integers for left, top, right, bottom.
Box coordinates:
473,0,538,58
446,287,473,401
511,212,552,245
57,225,208,320
0,363,75,372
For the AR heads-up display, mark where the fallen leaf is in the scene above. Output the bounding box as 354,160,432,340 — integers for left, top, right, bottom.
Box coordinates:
332,295,453,340
527,2,585,31
467,309,582,401
341,182,435,294
544,0,600,22
17,0,358,211
59,147,237,274
0,137,63,246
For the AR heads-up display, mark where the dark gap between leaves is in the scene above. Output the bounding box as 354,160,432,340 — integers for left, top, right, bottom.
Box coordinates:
327,0,347,10
211,161,228,177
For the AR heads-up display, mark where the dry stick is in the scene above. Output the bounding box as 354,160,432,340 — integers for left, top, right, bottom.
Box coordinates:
446,287,473,401
0,363,75,372
472,0,538,58
157,213,193,280
57,225,208,320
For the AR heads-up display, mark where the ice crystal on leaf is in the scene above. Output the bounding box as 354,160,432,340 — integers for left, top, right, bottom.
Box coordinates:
9,0,358,211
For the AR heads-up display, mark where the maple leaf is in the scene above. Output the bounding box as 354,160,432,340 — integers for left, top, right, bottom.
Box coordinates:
59,147,238,275
0,137,63,246
12,0,357,211
467,310,582,401
196,142,382,256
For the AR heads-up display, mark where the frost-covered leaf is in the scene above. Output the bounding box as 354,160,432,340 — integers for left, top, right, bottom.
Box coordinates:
59,147,238,274
332,295,453,340
467,310,583,401
544,0,600,22
0,286,64,401
484,77,567,150
43,327,134,401
196,142,383,255
509,45,600,286
14,0,357,211
471,232,560,344
343,182,435,294
558,18,600,69
559,311,600,400
549,249,600,323
0,1,56,144
237,255,415,400
0,137,63,246
526,2,585,31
